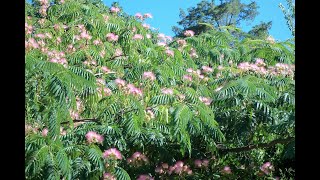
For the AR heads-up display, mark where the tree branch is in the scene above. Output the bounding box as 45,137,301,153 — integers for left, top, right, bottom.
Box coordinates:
220,137,295,153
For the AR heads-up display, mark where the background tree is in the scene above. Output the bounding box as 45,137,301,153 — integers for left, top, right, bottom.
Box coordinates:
172,0,259,36
248,21,273,39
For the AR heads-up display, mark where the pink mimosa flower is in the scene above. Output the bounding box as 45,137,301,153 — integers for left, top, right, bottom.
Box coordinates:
101,66,111,73
177,39,187,46
143,71,156,81
165,49,174,57
137,174,154,180
146,34,152,39
103,173,116,180
115,78,126,87
106,33,119,42
184,30,195,37
143,13,153,19
142,23,150,29
110,7,120,13
183,75,192,82
199,96,212,105
194,159,202,168
42,128,48,137
222,166,232,174
85,131,104,144
103,148,122,160
135,13,143,20
133,34,144,40
202,66,213,73
157,42,167,47
161,88,173,95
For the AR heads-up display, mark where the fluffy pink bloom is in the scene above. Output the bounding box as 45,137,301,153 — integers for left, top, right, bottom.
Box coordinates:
103,148,122,160
166,36,173,42
135,13,143,20
42,128,48,137
146,34,152,39
260,162,274,175
157,33,166,40
189,48,198,58
183,75,192,82
103,173,116,180
110,7,120,13
35,34,45,39
103,88,112,96
202,66,213,73
133,34,144,40
143,13,153,18
194,159,202,168
137,174,154,180
93,39,102,45
177,39,187,46
184,30,195,37
157,42,167,47
56,37,62,44
255,58,266,66
127,84,143,96
202,159,209,167
80,31,92,40
115,78,126,87
199,96,212,105
143,71,156,81
112,49,122,57
161,88,173,95
142,23,150,29
85,131,104,144
165,49,174,57
101,66,111,73
106,33,119,42
222,166,232,174
186,68,194,73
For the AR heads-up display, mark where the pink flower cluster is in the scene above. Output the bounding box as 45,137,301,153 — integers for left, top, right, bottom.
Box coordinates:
25,23,33,34
189,48,198,58
25,38,39,50
134,12,153,20
42,128,48,137
106,33,119,42
103,148,122,160
237,59,294,77
127,152,149,166
161,88,173,95
143,71,156,81
183,75,193,82
168,161,192,175
199,96,212,106
137,174,154,180
103,173,116,180
38,0,49,16
221,166,232,174
101,66,112,73
69,110,79,120
202,66,213,73
114,48,123,57
115,78,126,87
142,23,150,29
127,84,143,96
185,68,205,80
47,50,68,66
194,159,209,168
85,131,104,144
260,162,274,175
110,7,120,13
165,49,174,57
176,39,187,47
184,30,195,37
93,39,102,45
97,87,112,97
155,161,192,176
25,124,38,135
133,34,144,40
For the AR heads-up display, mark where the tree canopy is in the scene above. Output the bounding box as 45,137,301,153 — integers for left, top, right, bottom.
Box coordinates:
25,0,295,179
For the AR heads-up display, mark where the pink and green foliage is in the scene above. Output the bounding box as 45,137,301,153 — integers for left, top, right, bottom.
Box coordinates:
25,0,295,179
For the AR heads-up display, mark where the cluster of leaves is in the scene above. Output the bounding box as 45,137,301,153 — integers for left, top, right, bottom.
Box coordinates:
25,0,295,179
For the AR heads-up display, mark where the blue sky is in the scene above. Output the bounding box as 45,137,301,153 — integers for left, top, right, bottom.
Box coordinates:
103,0,292,41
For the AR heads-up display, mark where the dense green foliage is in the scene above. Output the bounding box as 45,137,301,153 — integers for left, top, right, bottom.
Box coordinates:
25,0,295,179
